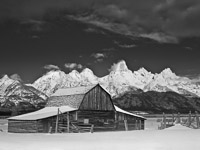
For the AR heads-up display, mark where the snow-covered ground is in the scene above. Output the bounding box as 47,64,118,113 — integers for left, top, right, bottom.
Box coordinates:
0,119,200,150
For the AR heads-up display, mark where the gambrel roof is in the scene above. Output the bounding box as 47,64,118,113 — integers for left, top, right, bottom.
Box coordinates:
46,94,84,108
52,85,96,96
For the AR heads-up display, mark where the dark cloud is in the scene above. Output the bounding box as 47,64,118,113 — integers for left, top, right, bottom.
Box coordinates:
0,0,94,19
154,0,200,38
1,0,200,42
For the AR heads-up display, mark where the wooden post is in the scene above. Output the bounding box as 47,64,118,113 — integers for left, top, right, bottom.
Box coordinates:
67,112,70,133
124,120,128,131
48,126,52,134
135,119,138,130
55,108,59,133
115,111,118,129
139,120,142,130
90,125,94,133
195,111,200,129
177,112,181,124
172,113,175,124
115,111,117,122
163,112,166,129
75,111,78,121
188,111,192,127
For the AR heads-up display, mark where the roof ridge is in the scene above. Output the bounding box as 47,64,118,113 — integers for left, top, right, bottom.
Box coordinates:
52,84,99,96
60,84,97,90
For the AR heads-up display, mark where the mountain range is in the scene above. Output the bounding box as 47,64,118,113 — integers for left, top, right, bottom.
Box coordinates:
31,60,200,97
1,60,200,114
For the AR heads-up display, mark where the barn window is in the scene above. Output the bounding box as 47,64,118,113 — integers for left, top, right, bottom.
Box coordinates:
84,119,89,124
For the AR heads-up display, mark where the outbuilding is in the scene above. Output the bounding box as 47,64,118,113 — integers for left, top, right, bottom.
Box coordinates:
8,84,146,133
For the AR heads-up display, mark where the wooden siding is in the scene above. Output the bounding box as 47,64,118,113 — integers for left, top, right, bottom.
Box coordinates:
77,110,115,120
116,112,145,130
8,110,145,133
79,85,114,111
77,110,116,131
8,120,38,133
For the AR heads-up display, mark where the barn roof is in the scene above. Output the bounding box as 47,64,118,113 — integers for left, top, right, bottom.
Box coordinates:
46,94,84,108
8,106,77,121
114,105,146,120
52,85,96,96
47,84,112,108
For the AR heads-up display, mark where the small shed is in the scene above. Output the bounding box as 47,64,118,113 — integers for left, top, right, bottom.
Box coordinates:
8,106,77,133
8,84,146,133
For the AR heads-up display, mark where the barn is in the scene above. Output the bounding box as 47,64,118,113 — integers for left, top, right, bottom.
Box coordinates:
8,84,146,133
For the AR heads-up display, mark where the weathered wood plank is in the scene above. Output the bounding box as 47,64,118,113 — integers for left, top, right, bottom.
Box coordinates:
79,85,115,111
8,120,38,133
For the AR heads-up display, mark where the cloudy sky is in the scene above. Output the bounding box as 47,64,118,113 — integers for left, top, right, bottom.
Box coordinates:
0,0,200,82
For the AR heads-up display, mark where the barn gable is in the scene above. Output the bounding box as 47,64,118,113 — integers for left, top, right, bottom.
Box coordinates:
46,85,96,108
79,84,115,111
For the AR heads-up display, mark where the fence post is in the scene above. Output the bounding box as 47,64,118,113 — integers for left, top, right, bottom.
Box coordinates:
163,112,166,129
177,112,181,124
55,108,59,133
124,120,128,131
188,111,192,127
195,111,200,129
48,126,52,134
90,125,94,133
172,113,175,124
115,111,118,129
139,120,142,130
67,112,70,133
75,111,78,120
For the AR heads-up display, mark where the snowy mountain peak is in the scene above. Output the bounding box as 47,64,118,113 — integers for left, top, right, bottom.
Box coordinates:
24,61,200,98
137,67,150,76
1,75,11,81
81,68,94,75
81,68,96,78
69,70,81,79
113,60,129,72
44,70,65,78
0,74,16,87
69,70,80,75
160,68,177,78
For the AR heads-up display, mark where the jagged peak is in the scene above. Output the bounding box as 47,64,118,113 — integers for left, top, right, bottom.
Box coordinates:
160,68,177,78
81,68,93,73
137,67,150,75
70,70,80,74
69,70,81,79
70,70,79,74
1,74,10,80
45,69,63,75
112,60,129,72
81,68,95,76
0,74,16,83
34,70,66,83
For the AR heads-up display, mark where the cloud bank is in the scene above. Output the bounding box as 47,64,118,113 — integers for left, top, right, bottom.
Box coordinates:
44,64,60,70
1,0,200,42
64,63,83,70
91,53,107,62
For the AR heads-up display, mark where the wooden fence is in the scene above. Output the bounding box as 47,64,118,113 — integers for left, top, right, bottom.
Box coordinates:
158,111,200,129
